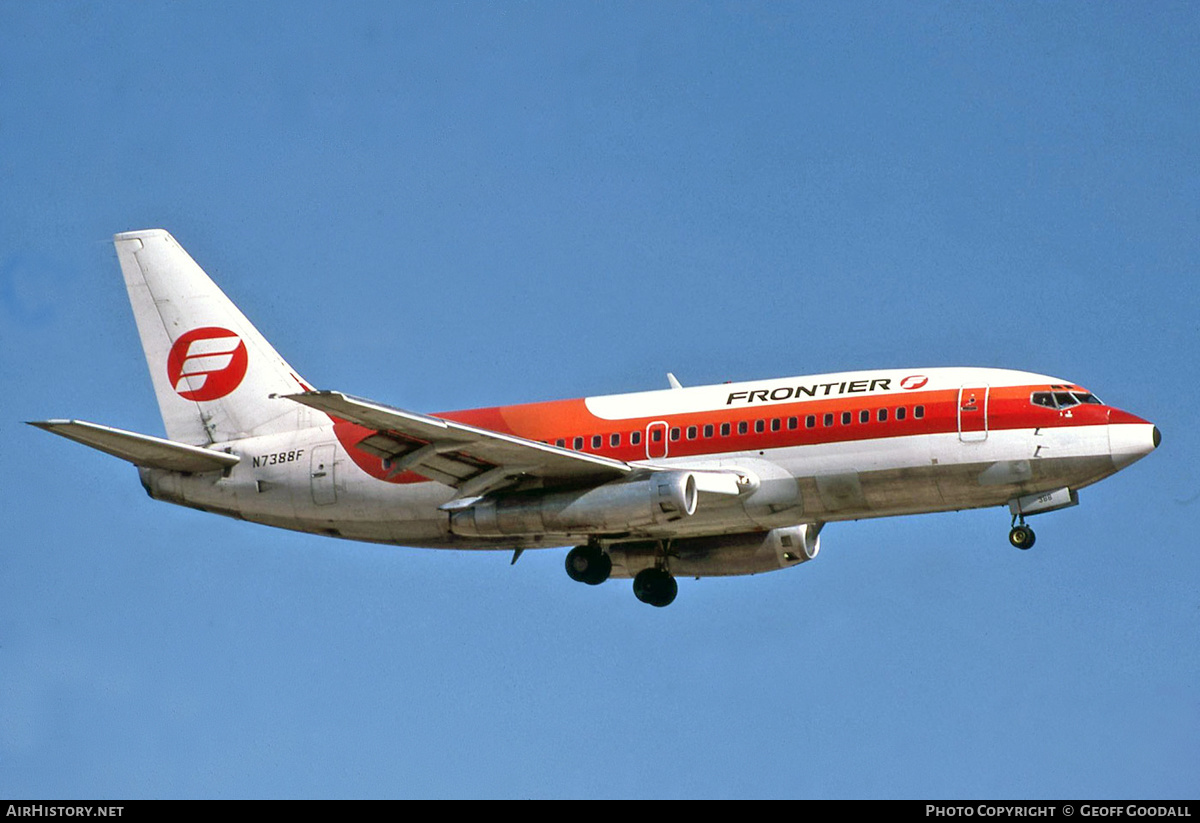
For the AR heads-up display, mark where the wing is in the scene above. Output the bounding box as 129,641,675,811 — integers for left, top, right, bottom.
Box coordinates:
29,420,240,473
286,391,633,501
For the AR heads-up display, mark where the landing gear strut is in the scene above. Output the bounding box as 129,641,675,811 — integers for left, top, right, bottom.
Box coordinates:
1008,515,1036,550
633,567,678,607
565,543,611,585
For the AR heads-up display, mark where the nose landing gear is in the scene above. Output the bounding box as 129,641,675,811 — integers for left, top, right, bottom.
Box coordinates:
1008,515,1036,550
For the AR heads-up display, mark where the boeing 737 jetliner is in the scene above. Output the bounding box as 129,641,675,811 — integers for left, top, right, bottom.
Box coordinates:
32,230,1160,606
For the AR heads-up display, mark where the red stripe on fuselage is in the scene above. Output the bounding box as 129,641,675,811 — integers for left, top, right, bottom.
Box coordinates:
332,382,1136,484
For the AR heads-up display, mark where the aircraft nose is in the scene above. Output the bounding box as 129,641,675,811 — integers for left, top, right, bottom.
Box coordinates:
1108,415,1160,470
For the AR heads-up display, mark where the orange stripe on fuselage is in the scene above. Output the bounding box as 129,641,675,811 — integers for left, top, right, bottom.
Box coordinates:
332,383,1121,484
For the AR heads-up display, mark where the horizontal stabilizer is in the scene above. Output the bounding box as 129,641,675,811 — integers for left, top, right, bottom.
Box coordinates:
28,420,240,473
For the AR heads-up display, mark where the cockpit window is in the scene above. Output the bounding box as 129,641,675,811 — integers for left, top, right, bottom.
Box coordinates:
1031,390,1104,409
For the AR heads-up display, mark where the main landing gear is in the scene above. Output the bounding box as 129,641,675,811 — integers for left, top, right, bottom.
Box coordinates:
1008,515,1036,550
633,567,677,608
565,543,612,586
565,542,679,607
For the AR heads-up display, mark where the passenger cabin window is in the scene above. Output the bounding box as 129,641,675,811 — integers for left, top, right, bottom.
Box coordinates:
651,429,662,443
878,408,888,422
703,424,714,438
841,411,852,425
896,407,906,421
556,438,566,448
771,418,781,432
686,426,697,440
720,422,731,436
859,410,870,424
670,427,681,441
573,436,584,450
631,431,642,446
755,420,765,433
914,405,925,419
610,433,621,447
823,413,834,427
806,415,816,429
592,435,602,449
738,421,748,435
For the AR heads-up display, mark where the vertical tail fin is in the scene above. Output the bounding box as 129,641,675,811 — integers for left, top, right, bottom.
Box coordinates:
114,229,312,445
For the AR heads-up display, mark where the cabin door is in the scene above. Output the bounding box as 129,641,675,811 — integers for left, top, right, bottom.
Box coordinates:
310,444,338,505
957,386,990,442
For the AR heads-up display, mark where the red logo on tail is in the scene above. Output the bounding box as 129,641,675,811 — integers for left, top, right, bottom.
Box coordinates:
166,327,248,401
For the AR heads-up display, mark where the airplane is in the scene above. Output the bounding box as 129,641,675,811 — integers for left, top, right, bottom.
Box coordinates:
30,229,1161,607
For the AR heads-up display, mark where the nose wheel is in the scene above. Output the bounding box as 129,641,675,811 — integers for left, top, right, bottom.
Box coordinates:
1008,517,1036,550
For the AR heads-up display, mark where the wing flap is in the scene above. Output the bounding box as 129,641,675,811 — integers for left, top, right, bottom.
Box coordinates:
29,420,240,473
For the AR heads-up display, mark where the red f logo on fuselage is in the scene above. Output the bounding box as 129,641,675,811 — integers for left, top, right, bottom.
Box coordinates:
166,327,249,401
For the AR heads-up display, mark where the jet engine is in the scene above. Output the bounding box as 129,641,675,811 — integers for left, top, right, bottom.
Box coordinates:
450,471,698,537
606,523,822,578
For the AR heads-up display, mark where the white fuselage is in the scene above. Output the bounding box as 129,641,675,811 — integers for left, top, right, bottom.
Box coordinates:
137,366,1157,555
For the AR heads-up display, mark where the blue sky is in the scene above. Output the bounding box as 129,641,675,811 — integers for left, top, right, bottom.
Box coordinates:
2,2,1197,798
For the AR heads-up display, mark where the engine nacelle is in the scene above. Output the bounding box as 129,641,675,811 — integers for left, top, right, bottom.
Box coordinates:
606,524,822,578
450,471,698,537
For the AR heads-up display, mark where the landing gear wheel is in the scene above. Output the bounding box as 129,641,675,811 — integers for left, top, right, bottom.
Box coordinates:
633,568,678,607
1009,524,1036,550
565,545,612,585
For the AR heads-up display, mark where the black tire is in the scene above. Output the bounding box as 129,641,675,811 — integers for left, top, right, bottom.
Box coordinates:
1009,525,1036,550
565,545,612,585
633,568,678,607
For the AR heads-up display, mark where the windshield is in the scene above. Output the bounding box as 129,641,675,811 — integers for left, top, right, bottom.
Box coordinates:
1030,390,1104,409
